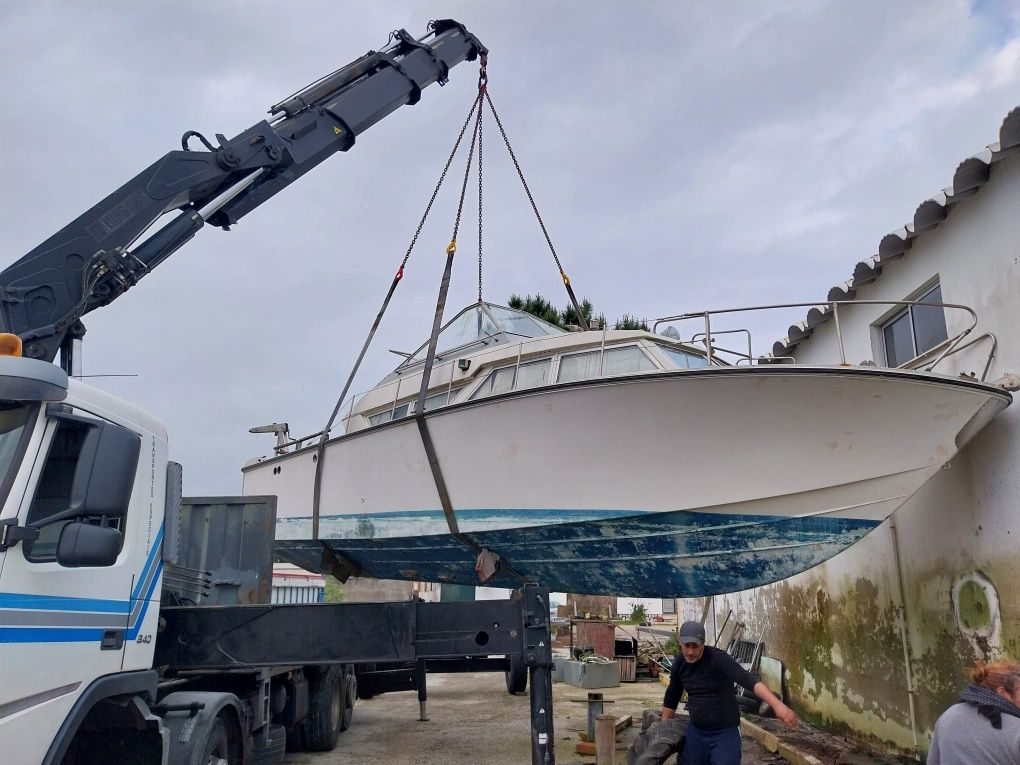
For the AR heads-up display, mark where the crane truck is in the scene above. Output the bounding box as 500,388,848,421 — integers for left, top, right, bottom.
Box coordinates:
0,21,557,765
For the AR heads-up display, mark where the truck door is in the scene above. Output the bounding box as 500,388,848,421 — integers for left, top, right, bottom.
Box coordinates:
0,402,150,749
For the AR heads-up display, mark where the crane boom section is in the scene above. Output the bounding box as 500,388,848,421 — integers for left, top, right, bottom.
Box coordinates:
0,20,485,364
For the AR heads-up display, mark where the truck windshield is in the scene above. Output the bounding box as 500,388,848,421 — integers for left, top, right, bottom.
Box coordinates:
0,402,35,505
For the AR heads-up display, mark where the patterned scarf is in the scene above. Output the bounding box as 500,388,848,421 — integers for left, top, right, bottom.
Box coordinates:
959,684,1020,730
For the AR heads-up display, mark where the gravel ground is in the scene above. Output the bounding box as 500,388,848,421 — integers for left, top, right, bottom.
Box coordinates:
283,670,792,764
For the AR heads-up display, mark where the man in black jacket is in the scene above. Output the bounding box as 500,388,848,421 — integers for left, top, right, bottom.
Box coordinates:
661,621,798,765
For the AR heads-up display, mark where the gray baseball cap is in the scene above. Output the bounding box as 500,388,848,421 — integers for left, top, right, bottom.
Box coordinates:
678,620,706,645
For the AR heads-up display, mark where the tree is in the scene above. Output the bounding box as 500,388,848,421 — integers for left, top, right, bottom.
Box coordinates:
508,293,562,327
614,314,649,331
507,293,610,330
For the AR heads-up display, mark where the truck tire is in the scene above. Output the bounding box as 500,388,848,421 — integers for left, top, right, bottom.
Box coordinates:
285,723,307,752
305,665,344,751
194,715,237,765
340,667,356,731
356,663,376,700
505,654,527,695
252,723,287,763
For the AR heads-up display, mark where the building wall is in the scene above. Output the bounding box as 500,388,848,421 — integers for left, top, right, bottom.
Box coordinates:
695,155,1020,759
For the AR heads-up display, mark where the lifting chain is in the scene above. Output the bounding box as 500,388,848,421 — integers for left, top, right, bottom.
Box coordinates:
484,91,590,330
477,55,487,302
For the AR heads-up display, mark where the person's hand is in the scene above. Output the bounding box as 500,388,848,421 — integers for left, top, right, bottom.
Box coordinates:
774,702,799,729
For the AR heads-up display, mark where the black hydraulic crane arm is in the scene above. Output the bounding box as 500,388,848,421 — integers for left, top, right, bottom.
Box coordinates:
0,20,486,367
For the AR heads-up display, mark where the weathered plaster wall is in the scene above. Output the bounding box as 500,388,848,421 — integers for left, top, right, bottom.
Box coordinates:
690,155,1020,759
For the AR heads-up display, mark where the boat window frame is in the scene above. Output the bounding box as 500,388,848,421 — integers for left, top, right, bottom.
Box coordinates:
556,342,659,384
879,282,949,367
652,343,713,370
397,302,565,372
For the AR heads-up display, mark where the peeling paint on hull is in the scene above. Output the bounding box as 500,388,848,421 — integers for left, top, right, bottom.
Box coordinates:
274,508,879,597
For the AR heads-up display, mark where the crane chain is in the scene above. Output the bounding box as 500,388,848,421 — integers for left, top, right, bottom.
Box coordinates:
483,92,590,330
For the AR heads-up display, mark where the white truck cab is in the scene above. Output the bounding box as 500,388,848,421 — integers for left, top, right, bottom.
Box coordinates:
0,348,168,764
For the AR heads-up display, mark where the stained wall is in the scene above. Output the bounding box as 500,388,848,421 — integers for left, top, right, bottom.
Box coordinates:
688,153,1020,759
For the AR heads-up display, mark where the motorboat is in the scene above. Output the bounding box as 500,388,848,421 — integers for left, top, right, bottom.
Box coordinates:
242,300,1011,597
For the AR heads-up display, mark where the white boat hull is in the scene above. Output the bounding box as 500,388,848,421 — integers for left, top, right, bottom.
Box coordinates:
244,367,1009,596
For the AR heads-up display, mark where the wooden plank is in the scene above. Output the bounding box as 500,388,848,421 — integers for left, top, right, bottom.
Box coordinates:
615,715,634,733
575,741,597,756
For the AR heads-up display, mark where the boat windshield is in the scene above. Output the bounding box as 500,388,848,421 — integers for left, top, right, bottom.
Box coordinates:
656,345,711,369
0,402,35,504
405,303,564,365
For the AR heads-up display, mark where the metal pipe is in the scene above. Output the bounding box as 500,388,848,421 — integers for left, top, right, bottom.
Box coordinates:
888,517,920,755
704,313,713,363
831,303,847,365
597,323,608,376
196,169,264,219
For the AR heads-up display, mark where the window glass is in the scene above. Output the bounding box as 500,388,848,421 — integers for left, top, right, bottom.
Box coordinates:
602,346,656,376
0,403,35,506
486,305,564,337
25,419,92,562
469,366,517,400
657,345,710,369
422,391,450,412
883,312,914,367
912,285,948,356
408,306,499,363
883,284,948,366
557,350,600,383
515,359,552,390
367,402,410,427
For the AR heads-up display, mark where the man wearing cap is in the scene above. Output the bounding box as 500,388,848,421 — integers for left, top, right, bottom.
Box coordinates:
661,620,799,764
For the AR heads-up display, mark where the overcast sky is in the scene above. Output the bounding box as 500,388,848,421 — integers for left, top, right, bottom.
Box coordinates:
3,1,1019,495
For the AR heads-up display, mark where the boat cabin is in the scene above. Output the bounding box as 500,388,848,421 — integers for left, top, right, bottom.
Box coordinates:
343,301,714,433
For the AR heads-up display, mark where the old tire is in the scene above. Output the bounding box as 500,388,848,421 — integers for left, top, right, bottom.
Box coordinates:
305,665,344,751
736,695,760,713
505,654,527,695
252,724,286,763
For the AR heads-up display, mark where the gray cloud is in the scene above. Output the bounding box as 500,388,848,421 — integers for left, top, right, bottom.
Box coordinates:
3,1,1018,494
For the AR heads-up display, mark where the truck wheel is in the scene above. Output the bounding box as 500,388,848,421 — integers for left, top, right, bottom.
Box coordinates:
356,663,376,700
505,654,528,695
252,723,287,763
195,715,236,765
340,667,357,731
305,665,344,751
285,723,307,752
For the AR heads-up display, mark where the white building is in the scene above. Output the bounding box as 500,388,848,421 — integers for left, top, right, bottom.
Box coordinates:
684,106,1020,760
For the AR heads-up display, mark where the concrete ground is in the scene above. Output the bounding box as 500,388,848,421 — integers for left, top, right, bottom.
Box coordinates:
283,671,785,764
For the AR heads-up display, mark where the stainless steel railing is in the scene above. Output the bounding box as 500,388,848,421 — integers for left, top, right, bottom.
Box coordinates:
653,299,981,371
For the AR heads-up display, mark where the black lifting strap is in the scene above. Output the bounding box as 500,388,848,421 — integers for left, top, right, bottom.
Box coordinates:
309,96,480,541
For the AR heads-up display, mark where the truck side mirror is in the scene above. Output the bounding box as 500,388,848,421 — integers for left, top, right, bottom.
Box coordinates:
68,420,140,518
56,522,122,567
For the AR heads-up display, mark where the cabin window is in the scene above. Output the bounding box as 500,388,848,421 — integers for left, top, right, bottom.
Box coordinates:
420,387,465,412
557,345,656,383
515,359,552,390
469,366,517,400
882,284,948,366
657,345,710,369
468,358,554,400
557,350,600,383
368,402,410,427
602,346,656,375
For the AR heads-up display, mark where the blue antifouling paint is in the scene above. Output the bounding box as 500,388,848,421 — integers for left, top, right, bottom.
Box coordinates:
274,509,878,598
